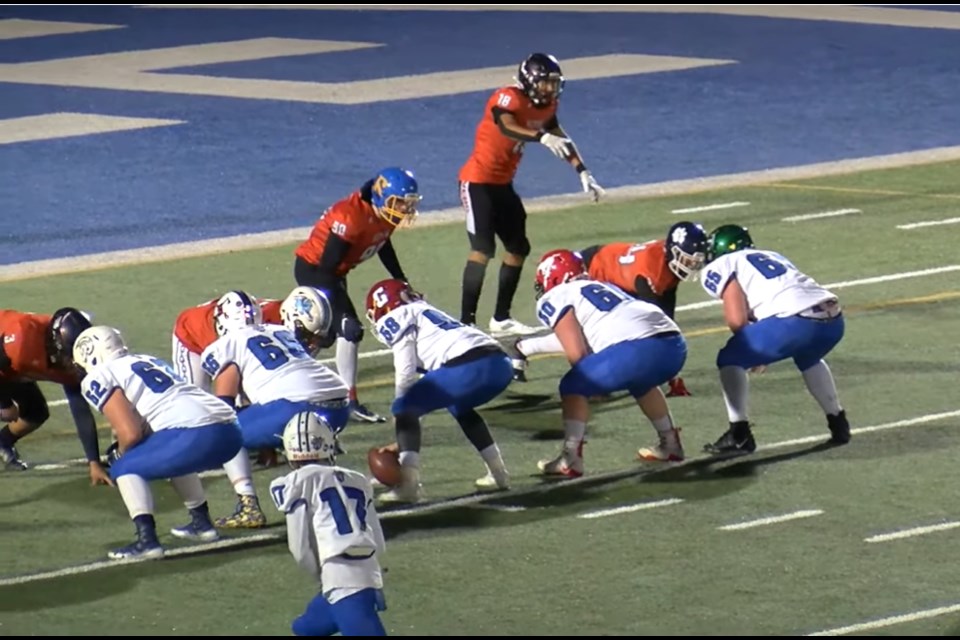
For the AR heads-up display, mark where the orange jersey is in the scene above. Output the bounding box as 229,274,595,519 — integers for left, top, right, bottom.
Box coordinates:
459,86,559,185
588,240,679,297
294,191,395,277
174,297,283,355
0,310,80,386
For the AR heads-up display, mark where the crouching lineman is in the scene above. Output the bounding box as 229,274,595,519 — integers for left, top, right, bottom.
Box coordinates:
270,411,388,636
201,290,350,528
367,279,513,503
533,250,688,477
698,224,849,455
73,326,243,560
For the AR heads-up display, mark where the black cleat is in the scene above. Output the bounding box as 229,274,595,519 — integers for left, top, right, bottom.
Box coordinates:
827,410,850,445
703,421,757,456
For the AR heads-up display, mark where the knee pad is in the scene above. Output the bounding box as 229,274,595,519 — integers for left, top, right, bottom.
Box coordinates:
339,316,364,343
505,236,531,258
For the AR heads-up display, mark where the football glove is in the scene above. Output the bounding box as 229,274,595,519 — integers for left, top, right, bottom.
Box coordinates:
539,132,573,159
579,170,606,202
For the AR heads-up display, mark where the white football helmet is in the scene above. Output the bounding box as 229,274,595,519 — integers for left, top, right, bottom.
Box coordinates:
213,290,263,336
72,326,129,373
282,411,338,463
280,286,334,355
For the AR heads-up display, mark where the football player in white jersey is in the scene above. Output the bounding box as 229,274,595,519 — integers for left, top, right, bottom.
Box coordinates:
533,250,688,478
366,278,513,504
270,411,387,636
699,224,849,455
200,290,350,529
72,326,243,561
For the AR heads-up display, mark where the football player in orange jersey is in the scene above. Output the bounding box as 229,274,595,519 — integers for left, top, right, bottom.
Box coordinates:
294,167,421,424
0,306,112,484
511,222,709,397
458,53,605,337
172,291,282,393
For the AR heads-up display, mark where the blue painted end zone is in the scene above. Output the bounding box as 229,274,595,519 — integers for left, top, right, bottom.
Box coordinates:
1,7,959,263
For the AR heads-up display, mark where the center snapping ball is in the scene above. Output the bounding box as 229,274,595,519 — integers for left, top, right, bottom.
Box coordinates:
367,446,402,487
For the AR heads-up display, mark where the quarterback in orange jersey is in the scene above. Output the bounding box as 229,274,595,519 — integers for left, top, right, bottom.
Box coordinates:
172,291,282,392
458,52,606,337
511,222,710,397
294,167,421,424
0,307,111,483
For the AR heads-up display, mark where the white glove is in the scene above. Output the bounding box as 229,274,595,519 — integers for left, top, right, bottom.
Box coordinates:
579,170,606,202
539,132,572,159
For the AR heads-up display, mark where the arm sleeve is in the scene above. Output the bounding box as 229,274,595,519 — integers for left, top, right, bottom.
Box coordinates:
317,234,353,274
377,239,406,281
632,276,677,319
492,106,542,142
64,384,101,462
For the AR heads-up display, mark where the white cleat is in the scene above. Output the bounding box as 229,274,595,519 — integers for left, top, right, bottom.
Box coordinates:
537,449,584,478
475,467,511,492
488,317,540,337
637,428,685,462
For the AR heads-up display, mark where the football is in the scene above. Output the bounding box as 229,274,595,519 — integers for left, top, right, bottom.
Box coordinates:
367,446,402,487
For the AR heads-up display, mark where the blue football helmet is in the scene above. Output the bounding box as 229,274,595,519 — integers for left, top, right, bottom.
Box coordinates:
665,221,709,281
370,167,421,227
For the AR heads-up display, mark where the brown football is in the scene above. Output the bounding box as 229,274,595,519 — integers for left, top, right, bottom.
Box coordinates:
367,447,402,487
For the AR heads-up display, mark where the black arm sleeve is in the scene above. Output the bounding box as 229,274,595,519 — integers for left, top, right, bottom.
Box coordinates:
377,239,406,281
632,277,678,320
492,107,543,143
64,384,101,462
317,234,353,274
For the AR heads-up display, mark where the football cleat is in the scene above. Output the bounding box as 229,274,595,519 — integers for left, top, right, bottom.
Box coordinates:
637,428,685,462
475,466,510,492
507,339,528,382
827,410,851,444
665,377,692,397
488,317,540,337
537,444,584,478
703,422,756,456
171,502,220,542
350,402,387,424
0,444,29,470
108,539,164,561
215,494,267,529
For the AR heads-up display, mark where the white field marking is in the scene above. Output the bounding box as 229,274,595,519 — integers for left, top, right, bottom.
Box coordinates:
0,40,732,105
864,521,960,544
897,217,960,230
578,498,684,519
475,504,528,513
6,409,960,585
0,18,123,40
41,264,960,410
138,5,960,31
718,509,823,531
0,113,185,146
8,144,960,282
782,208,860,223
671,201,750,214
806,602,960,636
0,532,280,586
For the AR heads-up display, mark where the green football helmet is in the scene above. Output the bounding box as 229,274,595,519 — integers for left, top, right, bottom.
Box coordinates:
707,224,754,263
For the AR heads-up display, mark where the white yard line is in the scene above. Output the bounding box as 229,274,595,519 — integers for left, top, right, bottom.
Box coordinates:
6,408,959,586
896,217,960,230
782,208,860,222
718,509,823,531
671,201,750,214
578,498,684,519
806,602,960,636
8,144,960,282
864,521,960,544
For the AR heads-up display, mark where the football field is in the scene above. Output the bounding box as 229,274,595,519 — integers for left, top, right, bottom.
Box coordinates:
2,158,959,636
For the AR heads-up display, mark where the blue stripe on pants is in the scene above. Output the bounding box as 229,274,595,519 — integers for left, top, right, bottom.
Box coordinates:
716,314,844,372
237,399,351,450
110,421,243,480
559,334,687,398
390,353,513,418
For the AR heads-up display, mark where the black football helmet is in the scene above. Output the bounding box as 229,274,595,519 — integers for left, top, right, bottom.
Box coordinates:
518,53,565,107
47,307,92,369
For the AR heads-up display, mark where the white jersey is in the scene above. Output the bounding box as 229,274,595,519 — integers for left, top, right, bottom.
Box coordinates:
270,465,385,601
201,324,348,405
536,279,680,353
701,250,837,321
81,353,237,431
373,301,501,397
